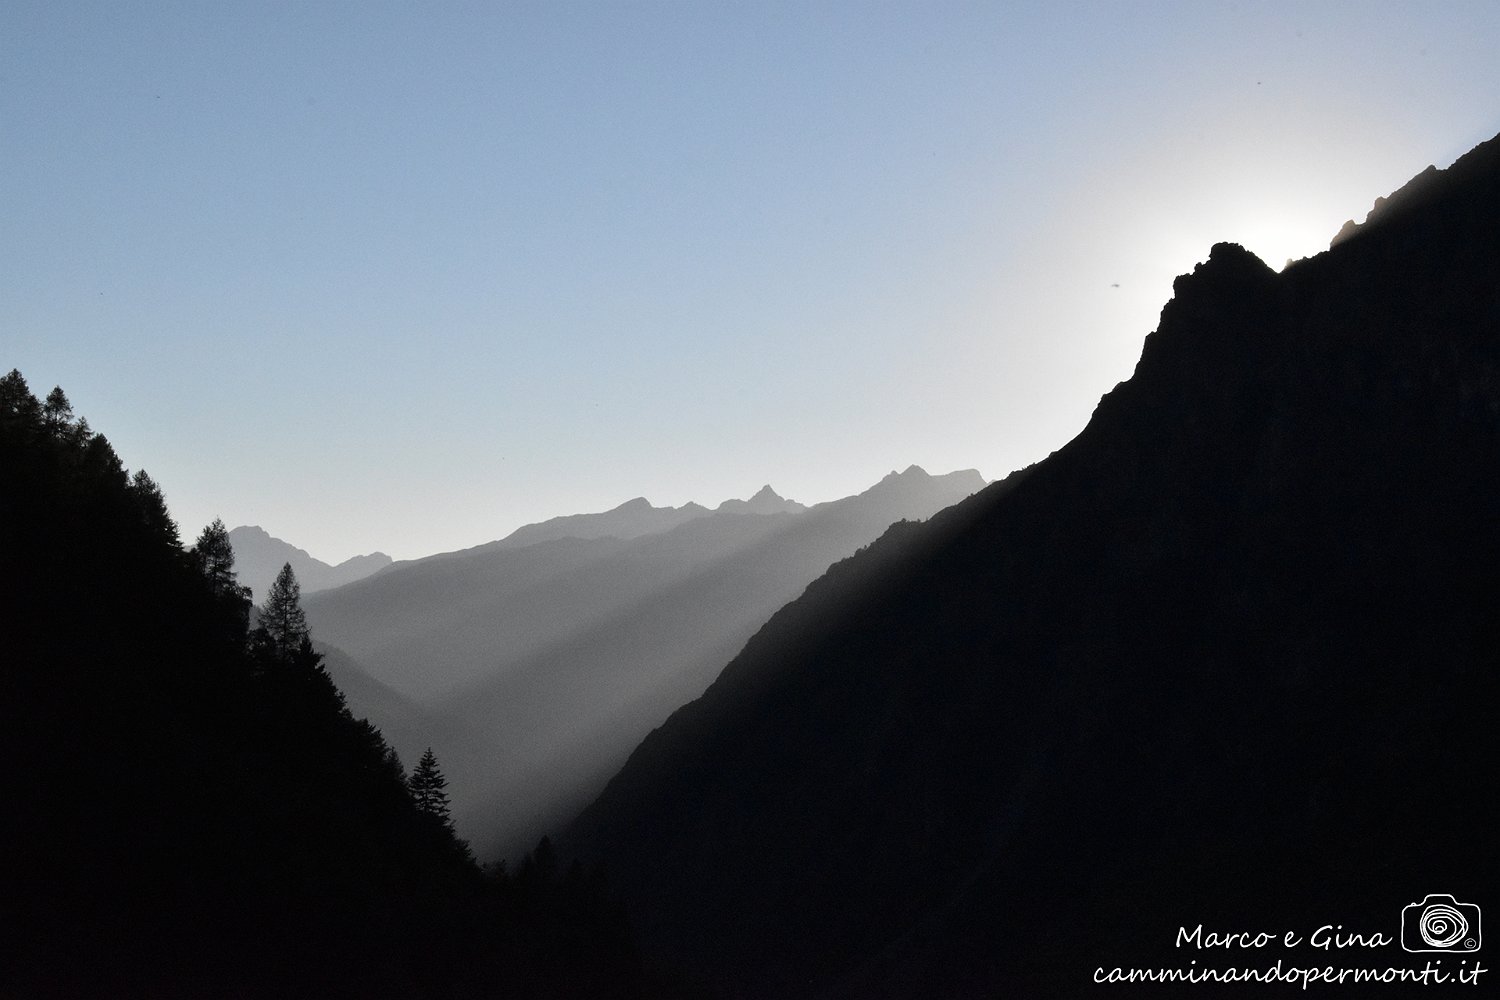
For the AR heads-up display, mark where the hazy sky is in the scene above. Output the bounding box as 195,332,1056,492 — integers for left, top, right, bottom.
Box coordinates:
5,2,1497,562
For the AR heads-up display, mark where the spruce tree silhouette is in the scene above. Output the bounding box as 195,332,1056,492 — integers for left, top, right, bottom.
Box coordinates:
128,469,179,547
191,518,253,634
192,518,238,592
0,369,39,423
409,747,454,827
255,561,310,658
41,385,71,434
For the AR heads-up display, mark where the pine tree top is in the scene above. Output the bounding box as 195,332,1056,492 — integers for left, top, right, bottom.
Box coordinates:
409,747,453,825
256,562,309,658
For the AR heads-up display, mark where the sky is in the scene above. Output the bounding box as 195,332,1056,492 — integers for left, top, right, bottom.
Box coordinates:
4,2,1498,562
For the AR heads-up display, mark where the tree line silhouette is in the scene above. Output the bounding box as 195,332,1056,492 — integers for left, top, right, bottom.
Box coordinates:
0,369,644,998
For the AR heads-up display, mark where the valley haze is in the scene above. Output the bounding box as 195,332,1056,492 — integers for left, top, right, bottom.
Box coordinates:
296,465,985,857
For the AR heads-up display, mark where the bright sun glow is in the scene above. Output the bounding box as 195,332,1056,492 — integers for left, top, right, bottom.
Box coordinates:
1221,208,1344,271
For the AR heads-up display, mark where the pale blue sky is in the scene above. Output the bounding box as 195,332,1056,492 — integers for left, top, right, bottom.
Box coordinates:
5,1,1498,560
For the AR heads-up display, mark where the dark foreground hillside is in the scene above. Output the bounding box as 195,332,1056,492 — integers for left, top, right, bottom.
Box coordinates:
0,374,642,999
568,134,1500,997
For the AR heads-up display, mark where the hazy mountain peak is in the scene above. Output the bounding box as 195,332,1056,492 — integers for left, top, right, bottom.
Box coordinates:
226,525,392,600
716,484,807,515
862,464,985,501
486,495,714,551
234,524,287,547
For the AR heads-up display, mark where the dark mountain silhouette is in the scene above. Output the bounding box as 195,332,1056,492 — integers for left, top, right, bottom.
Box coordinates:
227,524,391,601
303,468,984,858
567,134,1500,998
0,373,644,999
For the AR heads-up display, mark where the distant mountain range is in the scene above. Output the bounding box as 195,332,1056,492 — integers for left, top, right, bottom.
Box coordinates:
468,485,806,553
231,486,808,601
564,135,1500,996
302,468,984,857
226,525,391,601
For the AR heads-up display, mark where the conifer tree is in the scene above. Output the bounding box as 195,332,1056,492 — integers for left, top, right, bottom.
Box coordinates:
192,518,252,634
0,369,39,425
42,386,72,435
193,519,242,595
129,470,180,547
408,747,453,826
256,562,309,658
65,416,91,450
80,433,126,487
